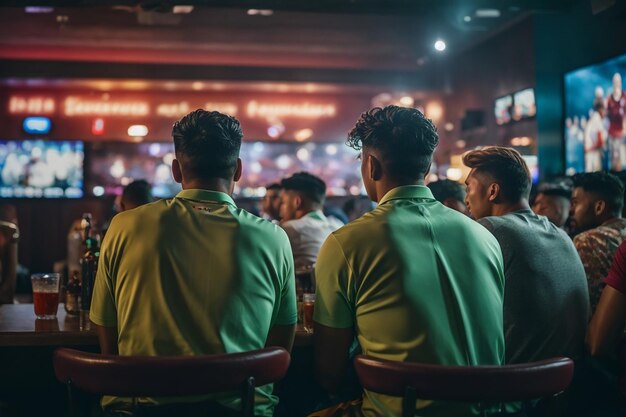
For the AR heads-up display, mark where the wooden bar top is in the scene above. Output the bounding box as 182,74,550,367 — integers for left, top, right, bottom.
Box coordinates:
0,303,312,348
0,303,97,347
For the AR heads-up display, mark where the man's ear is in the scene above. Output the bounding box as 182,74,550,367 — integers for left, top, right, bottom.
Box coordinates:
368,154,383,181
233,158,242,182
294,193,303,211
172,159,183,184
595,199,606,216
487,182,501,202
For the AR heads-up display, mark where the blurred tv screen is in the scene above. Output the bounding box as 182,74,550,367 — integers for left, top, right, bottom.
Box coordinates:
513,88,536,121
565,53,626,174
0,140,83,198
86,141,363,198
494,95,513,125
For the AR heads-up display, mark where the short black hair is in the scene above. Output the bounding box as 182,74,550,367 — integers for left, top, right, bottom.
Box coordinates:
463,146,531,202
266,183,282,191
347,105,439,181
281,172,326,204
172,109,243,180
572,172,624,216
122,180,153,207
428,179,465,203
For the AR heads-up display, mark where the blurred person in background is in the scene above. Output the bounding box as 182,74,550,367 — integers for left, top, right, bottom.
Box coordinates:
571,172,626,312
280,172,340,269
120,179,153,212
427,179,468,214
0,205,18,304
532,184,572,229
261,182,282,222
342,196,375,223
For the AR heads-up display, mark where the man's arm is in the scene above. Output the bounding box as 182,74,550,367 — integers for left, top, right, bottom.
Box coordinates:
587,285,626,357
266,324,296,353
93,323,119,355
314,323,354,394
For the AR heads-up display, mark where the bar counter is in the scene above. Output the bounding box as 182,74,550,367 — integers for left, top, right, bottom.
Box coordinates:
0,303,95,346
0,303,313,347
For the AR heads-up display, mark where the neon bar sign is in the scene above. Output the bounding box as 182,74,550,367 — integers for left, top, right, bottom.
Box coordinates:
64,97,149,116
9,96,55,114
246,101,336,119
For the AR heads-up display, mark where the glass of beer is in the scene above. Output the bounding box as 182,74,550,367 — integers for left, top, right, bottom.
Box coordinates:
31,273,61,320
302,293,315,333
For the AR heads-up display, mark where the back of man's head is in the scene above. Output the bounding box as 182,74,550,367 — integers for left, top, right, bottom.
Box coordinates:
281,172,326,205
428,179,467,214
172,109,243,182
463,146,531,203
347,106,439,181
428,179,466,204
121,180,153,211
572,172,624,217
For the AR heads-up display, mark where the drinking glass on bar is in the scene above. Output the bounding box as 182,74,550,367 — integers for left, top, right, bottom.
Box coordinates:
302,293,315,333
31,273,61,320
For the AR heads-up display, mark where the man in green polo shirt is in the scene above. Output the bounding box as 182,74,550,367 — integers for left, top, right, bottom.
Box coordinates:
90,109,296,417
313,106,506,417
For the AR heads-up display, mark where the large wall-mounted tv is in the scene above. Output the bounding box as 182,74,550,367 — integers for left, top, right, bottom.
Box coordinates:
86,141,362,198
0,140,84,198
565,53,626,174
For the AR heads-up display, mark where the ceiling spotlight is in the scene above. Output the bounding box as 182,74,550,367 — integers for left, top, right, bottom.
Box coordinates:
399,96,415,107
464,15,472,22
434,40,446,52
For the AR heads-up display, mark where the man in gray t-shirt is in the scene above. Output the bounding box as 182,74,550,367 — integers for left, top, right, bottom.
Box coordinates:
463,147,590,363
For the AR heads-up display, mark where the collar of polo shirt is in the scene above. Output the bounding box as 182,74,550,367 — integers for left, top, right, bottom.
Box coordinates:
378,185,435,205
176,189,237,207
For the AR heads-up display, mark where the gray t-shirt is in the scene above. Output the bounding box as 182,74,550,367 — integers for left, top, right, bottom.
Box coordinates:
479,209,590,364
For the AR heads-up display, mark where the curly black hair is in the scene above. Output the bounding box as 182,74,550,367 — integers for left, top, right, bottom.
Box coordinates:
172,109,243,180
347,106,439,181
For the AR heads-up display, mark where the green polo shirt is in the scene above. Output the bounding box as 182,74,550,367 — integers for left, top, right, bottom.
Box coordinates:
90,189,296,416
314,185,505,417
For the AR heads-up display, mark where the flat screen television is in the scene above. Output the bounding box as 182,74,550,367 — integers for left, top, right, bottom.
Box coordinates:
0,140,83,198
494,95,513,125
564,53,626,174
512,88,536,121
86,141,363,198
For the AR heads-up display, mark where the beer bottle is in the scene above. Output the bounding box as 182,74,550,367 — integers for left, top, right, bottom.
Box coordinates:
80,214,99,312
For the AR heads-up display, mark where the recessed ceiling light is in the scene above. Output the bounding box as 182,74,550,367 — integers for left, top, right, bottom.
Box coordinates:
476,9,501,18
172,5,194,14
247,9,273,16
434,40,446,52
464,15,472,22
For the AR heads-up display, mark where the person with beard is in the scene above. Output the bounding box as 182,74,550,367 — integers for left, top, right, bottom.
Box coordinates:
571,172,626,312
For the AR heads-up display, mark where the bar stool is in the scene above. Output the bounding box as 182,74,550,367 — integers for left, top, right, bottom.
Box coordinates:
53,347,290,417
354,355,574,417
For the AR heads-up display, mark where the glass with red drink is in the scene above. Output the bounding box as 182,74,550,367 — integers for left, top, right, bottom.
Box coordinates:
302,293,315,333
31,273,61,320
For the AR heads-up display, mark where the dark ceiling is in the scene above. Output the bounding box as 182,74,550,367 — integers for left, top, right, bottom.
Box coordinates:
0,0,590,88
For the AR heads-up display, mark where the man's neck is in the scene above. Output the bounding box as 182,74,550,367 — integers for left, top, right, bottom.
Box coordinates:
294,206,321,220
182,178,233,195
375,179,424,203
491,199,531,217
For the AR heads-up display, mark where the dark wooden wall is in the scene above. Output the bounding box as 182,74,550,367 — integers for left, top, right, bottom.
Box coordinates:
435,17,537,162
